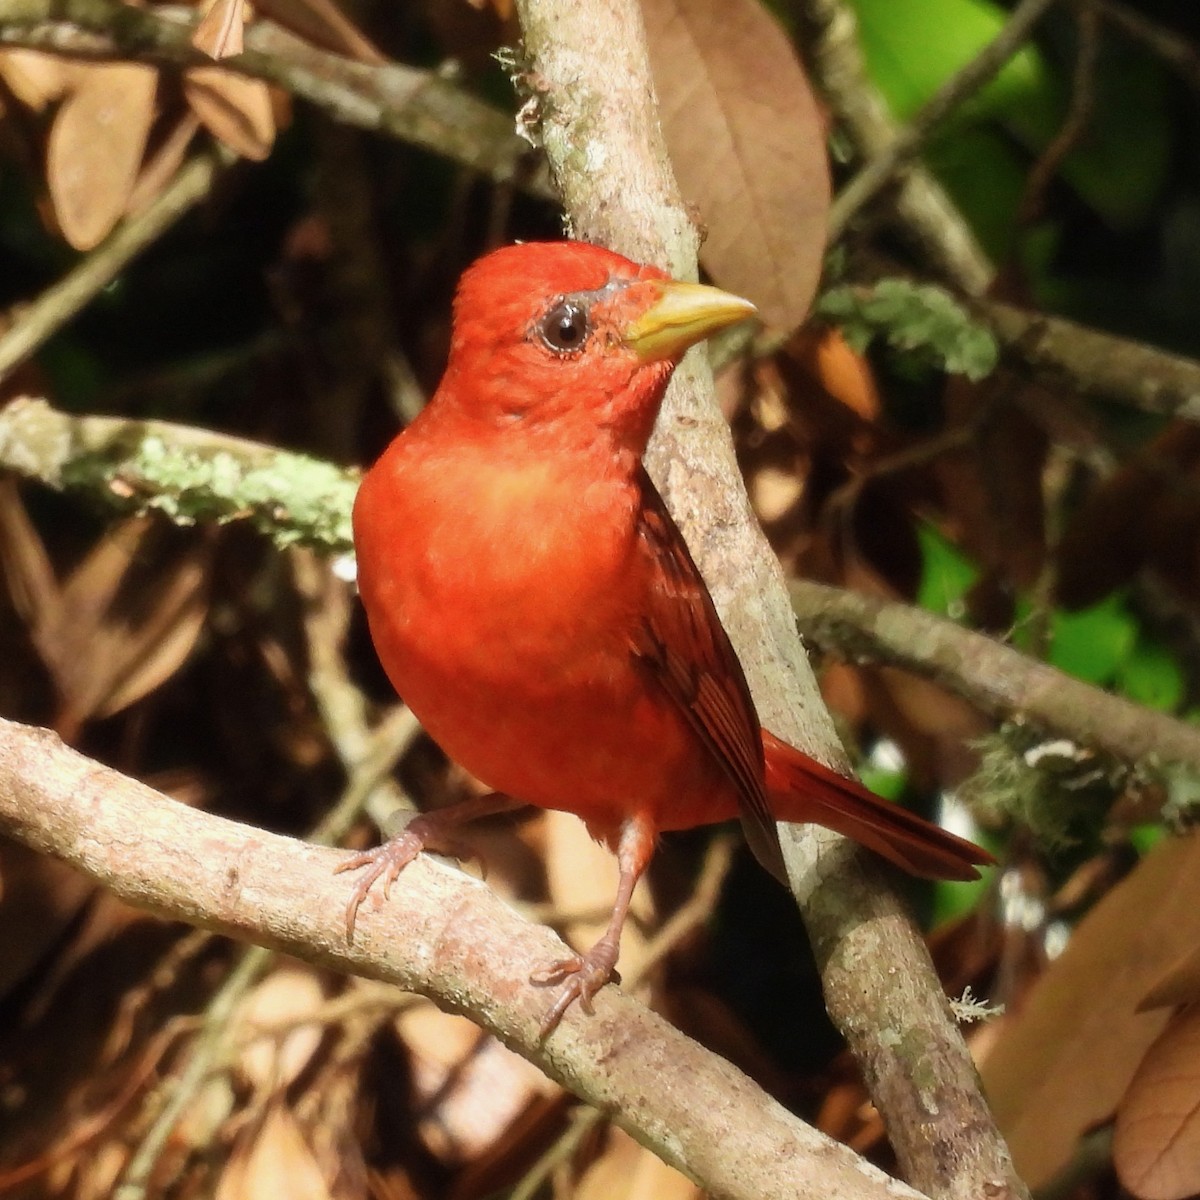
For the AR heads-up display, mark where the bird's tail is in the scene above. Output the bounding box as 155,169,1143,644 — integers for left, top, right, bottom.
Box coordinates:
762,730,993,881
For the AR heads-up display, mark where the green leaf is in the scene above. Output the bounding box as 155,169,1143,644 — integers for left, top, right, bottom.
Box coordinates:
1047,594,1136,686
1118,636,1185,713
915,523,980,618
849,0,1171,229
848,0,1051,125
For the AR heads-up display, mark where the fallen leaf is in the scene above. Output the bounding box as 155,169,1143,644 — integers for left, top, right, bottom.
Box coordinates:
254,0,387,63
0,49,70,110
0,490,212,739
215,1107,333,1200
47,62,158,250
193,0,246,60
642,0,830,330
790,325,882,422
1140,944,1200,1012
576,1127,701,1200
184,67,277,162
235,965,327,1091
934,372,1047,591
397,1005,557,1166
1114,1004,1200,1200
981,834,1200,1188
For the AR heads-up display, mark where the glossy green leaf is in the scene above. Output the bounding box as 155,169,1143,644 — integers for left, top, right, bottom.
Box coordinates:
916,523,980,618
849,0,1050,124
1048,594,1136,685
1119,636,1185,713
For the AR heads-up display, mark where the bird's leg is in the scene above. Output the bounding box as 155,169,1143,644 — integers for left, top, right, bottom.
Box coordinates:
336,792,524,939
532,814,655,1037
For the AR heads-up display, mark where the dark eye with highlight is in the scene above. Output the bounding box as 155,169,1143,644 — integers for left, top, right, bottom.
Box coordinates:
539,301,590,354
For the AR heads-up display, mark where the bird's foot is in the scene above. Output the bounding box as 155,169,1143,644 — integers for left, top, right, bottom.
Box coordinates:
335,828,424,940
335,811,478,940
531,936,622,1037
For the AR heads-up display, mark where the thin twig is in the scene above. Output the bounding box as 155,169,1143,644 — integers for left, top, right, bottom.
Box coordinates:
0,0,547,195
793,0,993,294
828,0,1061,238
113,947,266,1200
1094,0,1200,92
0,150,229,382
1018,1,1100,224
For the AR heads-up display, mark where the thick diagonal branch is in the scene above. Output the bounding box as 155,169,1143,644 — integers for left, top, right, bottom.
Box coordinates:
0,716,924,1200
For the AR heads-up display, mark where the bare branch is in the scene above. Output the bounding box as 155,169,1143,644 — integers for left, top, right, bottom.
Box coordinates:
793,0,992,294
0,0,546,194
0,150,228,382
984,299,1200,423
828,0,1061,238
0,715,928,1200
791,580,1200,772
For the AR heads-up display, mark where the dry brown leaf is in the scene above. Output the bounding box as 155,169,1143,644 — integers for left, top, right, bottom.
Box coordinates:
215,1107,334,1200
235,965,327,1091
0,49,71,110
790,325,882,422
253,0,386,63
58,524,211,729
397,1004,556,1165
1141,945,1200,1012
1056,422,1200,610
576,1127,701,1200
184,67,276,162
126,113,202,216
0,842,94,1004
47,62,157,250
935,374,1047,590
981,834,1200,1188
193,0,246,60
0,492,212,736
1114,1004,1200,1200
642,0,830,330
0,478,61,630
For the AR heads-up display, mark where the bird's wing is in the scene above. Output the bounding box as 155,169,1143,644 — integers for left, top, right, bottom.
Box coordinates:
629,469,785,881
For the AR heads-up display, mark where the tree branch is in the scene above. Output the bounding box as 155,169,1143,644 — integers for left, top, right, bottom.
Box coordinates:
827,0,1060,240
791,580,1200,771
0,0,547,195
0,715,927,1200
510,2,1025,1199
0,396,357,551
0,150,229,383
983,298,1200,423
793,0,993,294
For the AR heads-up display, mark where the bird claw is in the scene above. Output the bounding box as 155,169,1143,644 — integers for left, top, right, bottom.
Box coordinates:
532,945,622,1037
335,829,425,940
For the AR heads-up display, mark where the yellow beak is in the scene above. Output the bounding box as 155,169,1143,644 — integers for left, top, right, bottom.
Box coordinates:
622,281,757,363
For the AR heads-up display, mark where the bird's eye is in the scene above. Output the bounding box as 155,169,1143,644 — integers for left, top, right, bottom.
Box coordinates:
539,301,590,354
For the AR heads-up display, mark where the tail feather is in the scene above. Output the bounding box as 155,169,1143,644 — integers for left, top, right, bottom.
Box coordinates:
762,731,993,882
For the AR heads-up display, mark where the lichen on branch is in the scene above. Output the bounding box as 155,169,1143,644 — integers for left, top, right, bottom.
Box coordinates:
0,396,357,552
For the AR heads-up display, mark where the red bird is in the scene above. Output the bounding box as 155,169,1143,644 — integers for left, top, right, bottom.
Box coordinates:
346,241,991,1032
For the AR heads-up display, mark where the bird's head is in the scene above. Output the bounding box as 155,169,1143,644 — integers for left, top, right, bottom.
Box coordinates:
436,241,757,455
